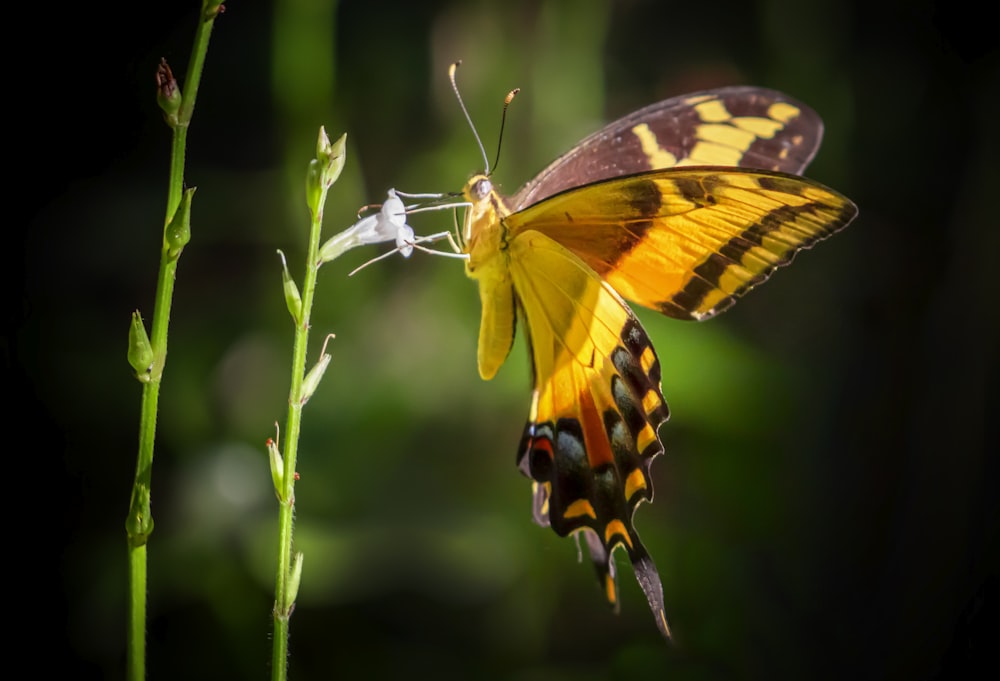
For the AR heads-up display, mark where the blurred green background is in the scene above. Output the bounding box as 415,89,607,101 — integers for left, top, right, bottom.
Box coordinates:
12,0,996,679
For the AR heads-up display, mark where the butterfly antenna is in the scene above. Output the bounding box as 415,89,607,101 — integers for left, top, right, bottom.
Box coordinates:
490,88,519,176
449,61,490,174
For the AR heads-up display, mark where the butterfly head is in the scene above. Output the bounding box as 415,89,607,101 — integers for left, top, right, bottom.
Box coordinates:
466,174,493,202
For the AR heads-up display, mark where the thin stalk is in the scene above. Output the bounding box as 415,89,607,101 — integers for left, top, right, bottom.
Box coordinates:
270,130,347,681
124,3,223,681
268,132,431,677
270,202,324,680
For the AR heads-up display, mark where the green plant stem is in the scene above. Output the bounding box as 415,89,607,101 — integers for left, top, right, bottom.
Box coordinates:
271,181,331,681
125,4,221,681
126,537,148,679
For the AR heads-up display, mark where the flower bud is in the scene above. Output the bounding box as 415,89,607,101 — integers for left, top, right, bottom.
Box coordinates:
322,131,347,188
128,311,155,381
300,350,331,405
285,551,304,610
276,250,302,325
306,129,347,219
156,59,182,128
165,187,195,260
267,437,285,499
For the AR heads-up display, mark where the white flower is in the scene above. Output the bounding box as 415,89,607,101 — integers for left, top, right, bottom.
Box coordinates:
348,189,415,256
318,188,415,264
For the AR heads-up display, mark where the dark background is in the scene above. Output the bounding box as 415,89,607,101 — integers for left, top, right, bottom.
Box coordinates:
10,0,997,679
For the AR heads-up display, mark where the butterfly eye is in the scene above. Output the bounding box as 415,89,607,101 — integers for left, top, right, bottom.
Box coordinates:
472,177,492,201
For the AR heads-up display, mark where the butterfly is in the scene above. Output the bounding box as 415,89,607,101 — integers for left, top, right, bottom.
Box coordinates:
422,78,858,640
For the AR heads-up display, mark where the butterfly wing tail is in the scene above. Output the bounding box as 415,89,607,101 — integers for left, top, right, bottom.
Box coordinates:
629,540,672,639
579,526,672,639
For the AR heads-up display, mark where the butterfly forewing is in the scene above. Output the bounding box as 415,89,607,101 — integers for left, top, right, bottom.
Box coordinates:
505,168,858,321
511,86,824,210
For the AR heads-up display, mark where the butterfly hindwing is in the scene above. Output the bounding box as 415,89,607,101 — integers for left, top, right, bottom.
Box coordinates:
508,230,671,638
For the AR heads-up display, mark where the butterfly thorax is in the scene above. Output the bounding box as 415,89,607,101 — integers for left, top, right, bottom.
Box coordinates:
462,175,514,276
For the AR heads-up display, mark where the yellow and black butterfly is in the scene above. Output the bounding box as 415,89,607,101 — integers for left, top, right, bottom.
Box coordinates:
429,75,858,639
